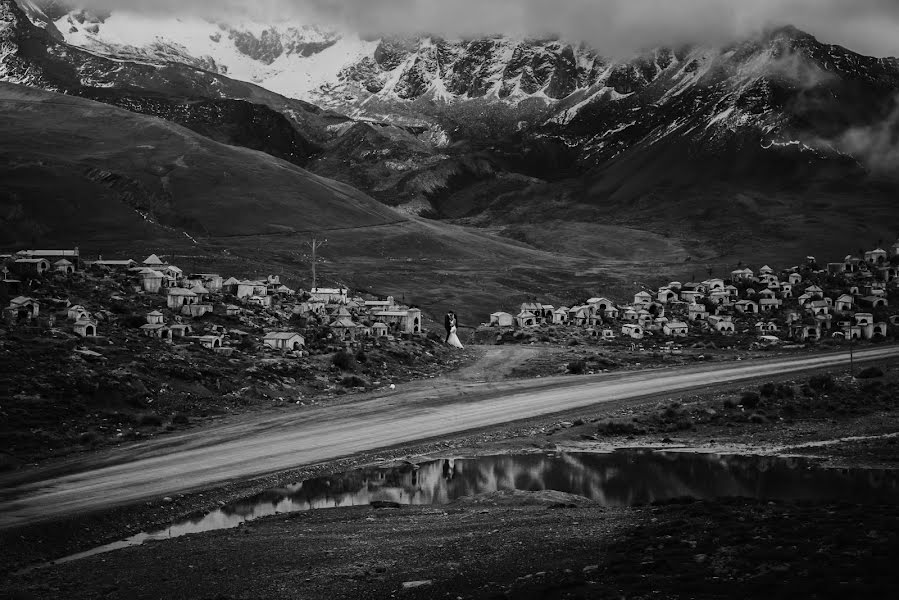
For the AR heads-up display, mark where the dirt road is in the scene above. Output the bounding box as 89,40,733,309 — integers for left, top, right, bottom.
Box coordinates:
1,346,896,529
449,345,543,382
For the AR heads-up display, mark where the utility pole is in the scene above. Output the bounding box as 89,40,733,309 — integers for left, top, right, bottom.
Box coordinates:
307,237,326,290
849,333,855,378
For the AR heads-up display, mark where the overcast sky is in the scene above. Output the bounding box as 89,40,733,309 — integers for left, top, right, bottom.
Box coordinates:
73,1,899,57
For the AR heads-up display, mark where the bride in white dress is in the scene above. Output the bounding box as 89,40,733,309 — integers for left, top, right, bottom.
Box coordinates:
446,312,464,349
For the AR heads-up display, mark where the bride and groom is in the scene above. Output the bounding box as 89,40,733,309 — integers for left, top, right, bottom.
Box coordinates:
444,311,464,349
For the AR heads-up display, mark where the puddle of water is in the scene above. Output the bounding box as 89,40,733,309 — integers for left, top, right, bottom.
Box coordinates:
48,450,899,566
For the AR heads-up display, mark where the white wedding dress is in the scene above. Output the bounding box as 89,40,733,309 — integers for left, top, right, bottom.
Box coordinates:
446,324,464,349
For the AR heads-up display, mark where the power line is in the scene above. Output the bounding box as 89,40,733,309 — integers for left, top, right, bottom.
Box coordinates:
306,237,327,290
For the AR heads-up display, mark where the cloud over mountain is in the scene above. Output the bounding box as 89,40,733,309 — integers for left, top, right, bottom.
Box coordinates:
64,0,899,57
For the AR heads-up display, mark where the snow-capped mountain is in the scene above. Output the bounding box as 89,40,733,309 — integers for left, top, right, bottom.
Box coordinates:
9,1,899,170
29,2,899,163
535,25,899,173
38,3,607,116
5,0,899,253
52,9,350,97
0,0,346,165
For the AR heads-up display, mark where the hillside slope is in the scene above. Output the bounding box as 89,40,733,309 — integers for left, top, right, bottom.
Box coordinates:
0,83,400,244
487,27,899,262
2,0,456,200
1,83,663,324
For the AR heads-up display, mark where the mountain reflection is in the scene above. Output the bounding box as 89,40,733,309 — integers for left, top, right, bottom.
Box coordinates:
56,450,899,565
167,451,898,536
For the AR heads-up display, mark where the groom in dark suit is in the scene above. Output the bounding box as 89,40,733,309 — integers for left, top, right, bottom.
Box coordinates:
444,312,453,343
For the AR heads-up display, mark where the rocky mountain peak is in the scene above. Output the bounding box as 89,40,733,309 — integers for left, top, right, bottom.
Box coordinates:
5,0,899,219
329,35,607,107
10,0,63,39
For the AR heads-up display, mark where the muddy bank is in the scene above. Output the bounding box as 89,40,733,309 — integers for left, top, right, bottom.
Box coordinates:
2,495,897,599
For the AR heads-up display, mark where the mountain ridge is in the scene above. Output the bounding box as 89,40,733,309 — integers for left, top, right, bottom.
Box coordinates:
4,0,899,274
0,0,352,165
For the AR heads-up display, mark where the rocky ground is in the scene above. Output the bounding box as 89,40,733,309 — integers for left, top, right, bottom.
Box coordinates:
544,363,899,451
6,493,897,600
1,358,897,598
0,329,477,467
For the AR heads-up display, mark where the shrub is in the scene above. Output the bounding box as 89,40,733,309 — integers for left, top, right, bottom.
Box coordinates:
674,419,694,431
723,398,738,409
79,431,100,445
808,374,836,392
332,350,356,371
237,337,257,352
122,314,149,329
740,392,761,408
749,413,768,424
137,413,163,427
759,382,776,397
663,406,683,420
567,360,587,374
390,349,415,366
171,412,190,425
857,366,884,379
595,420,645,436
355,349,368,364
775,384,794,399
340,375,368,388
860,380,884,394
0,453,21,473
108,302,130,315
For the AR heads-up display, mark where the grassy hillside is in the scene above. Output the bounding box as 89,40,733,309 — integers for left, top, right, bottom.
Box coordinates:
472,127,899,272
0,83,400,243
0,83,652,325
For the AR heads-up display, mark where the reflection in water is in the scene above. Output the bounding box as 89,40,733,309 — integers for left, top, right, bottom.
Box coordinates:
54,450,899,565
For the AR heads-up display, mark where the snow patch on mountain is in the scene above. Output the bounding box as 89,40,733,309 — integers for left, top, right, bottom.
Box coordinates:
548,86,631,125
46,7,607,112
52,9,372,98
